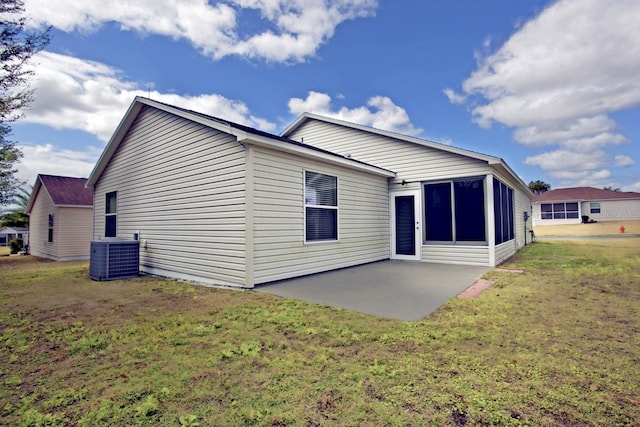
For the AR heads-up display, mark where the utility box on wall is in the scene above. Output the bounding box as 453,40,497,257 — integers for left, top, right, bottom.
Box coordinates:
89,240,140,281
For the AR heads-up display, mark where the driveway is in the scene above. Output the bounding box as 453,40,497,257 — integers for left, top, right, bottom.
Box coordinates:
256,260,491,321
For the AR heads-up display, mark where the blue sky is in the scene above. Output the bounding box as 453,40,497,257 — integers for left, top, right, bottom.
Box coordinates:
11,0,640,191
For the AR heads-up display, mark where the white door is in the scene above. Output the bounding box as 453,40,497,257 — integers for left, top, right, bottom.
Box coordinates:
390,190,421,260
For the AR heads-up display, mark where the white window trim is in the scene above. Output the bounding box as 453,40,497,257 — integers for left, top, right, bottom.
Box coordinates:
540,202,579,220
105,191,117,237
423,177,488,245
303,170,339,244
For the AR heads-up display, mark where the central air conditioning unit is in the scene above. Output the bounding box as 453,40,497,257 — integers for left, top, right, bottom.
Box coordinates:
89,239,140,281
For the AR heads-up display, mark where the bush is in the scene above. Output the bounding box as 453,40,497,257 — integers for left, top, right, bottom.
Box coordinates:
8,238,23,254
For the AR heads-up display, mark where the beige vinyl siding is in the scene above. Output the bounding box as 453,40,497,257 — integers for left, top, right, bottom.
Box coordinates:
287,120,491,188
421,245,490,266
514,186,532,248
56,207,93,260
93,106,247,286
582,199,639,222
28,187,59,260
252,146,389,284
494,240,516,265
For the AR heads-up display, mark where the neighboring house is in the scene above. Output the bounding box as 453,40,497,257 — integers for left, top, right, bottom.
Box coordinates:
0,226,29,246
532,187,640,226
26,175,94,261
86,97,533,289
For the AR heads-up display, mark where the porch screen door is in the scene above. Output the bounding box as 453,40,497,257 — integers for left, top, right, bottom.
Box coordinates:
391,191,421,260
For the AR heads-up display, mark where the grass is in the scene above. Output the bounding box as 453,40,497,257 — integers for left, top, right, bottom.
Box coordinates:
0,246,9,256
1,240,639,426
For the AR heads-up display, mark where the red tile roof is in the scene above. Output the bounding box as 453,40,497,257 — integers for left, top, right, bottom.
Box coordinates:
532,187,640,203
39,175,93,206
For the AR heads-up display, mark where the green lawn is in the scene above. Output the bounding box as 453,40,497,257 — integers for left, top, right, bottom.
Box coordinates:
1,240,638,426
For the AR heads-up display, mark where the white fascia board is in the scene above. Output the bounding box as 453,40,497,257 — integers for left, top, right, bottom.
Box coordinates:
283,113,499,163
238,134,396,178
55,205,94,209
86,99,145,188
25,176,43,213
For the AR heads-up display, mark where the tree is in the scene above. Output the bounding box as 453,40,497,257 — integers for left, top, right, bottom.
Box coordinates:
603,186,621,192
0,0,50,206
528,180,551,195
0,184,30,227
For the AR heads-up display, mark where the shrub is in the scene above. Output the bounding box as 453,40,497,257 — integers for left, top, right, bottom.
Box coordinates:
8,238,23,254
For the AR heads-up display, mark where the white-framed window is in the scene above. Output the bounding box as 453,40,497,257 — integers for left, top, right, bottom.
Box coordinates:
493,179,514,244
590,202,601,214
304,171,338,242
105,191,117,237
540,202,579,220
424,177,487,244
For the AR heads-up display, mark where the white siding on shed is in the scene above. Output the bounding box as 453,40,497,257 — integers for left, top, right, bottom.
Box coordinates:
93,106,247,287
252,146,390,284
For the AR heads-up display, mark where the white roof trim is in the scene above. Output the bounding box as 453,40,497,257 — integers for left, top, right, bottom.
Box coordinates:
282,112,533,195
87,97,394,187
238,134,395,178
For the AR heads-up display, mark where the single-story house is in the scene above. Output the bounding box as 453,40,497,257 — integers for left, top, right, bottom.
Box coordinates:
0,226,29,246
86,97,533,289
26,174,94,261
532,187,640,226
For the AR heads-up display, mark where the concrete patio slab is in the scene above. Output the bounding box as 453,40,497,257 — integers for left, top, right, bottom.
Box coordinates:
255,260,492,321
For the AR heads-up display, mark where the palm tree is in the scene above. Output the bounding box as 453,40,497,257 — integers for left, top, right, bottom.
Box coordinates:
528,180,551,195
603,186,621,192
0,186,31,228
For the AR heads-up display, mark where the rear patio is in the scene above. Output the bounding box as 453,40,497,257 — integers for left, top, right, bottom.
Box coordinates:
256,260,491,321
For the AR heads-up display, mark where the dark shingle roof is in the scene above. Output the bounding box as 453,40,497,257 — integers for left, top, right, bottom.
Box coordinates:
39,175,93,206
532,187,640,203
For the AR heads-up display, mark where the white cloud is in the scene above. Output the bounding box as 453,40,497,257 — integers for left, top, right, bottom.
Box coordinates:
463,0,640,128
443,88,465,105
24,51,275,141
24,0,378,63
450,0,640,187
614,154,635,167
513,115,619,147
16,144,102,187
524,150,608,173
288,91,422,135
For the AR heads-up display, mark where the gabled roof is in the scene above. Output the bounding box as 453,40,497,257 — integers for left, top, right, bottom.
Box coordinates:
26,175,93,213
0,226,29,234
281,113,533,195
532,187,640,203
86,97,395,188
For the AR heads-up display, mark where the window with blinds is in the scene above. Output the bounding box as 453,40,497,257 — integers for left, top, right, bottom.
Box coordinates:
304,171,338,242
